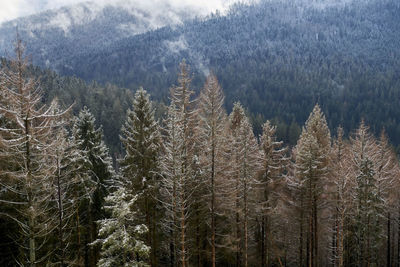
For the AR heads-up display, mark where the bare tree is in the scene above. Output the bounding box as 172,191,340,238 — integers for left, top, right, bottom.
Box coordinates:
0,39,70,266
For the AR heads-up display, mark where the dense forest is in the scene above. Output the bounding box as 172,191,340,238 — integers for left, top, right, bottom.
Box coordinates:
55,0,400,151
1,41,400,267
2,0,400,152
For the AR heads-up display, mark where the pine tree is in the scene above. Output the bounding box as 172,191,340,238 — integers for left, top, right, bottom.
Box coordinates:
349,122,384,266
160,103,188,267
119,87,161,266
95,184,150,267
294,104,331,267
330,127,353,267
228,102,261,267
0,39,70,266
256,120,288,266
50,126,95,266
72,107,115,266
196,73,227,267
161,60,196,267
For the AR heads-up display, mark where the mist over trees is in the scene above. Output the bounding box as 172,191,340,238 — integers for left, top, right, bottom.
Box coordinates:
1,39,400,267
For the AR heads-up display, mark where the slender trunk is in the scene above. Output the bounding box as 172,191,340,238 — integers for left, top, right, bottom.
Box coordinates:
29,216,36,267
236,176,240,267
244,176,248,267
339,211,344,267
196,207,200,267
388,212,391,267
313,187,318,267
300,195,304,267
300,210,304,267
57,159,65,266
152,207,157,267
170,228,174,267
262,217,266,267
76,208,81,265
332,220,337,267
211,142,216,267
398,205,400,267
145,191,153,267
25,117,36,267
181,196,186,267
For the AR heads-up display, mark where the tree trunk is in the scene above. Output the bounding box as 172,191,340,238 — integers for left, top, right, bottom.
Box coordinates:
388,212,391,267
211,142,216,267
56,160,65,266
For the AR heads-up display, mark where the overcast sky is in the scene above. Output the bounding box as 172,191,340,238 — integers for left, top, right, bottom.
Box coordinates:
0,0,241,24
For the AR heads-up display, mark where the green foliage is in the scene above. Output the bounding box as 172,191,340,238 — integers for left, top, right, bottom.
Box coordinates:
119,87,161,266
95,186,150,267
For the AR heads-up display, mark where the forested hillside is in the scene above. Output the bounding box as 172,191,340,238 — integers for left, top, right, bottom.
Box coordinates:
1,45,400,266
54,0,400,150
1,0,400,150
0,0,201,70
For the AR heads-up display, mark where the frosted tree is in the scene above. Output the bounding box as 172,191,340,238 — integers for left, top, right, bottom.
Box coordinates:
0,39,70,266
50,126,95,266
294,104,331,267
160,60,198,267
330,127,353,267
196,73,227,267
228,102,261,267
256,120,288,266
94,184,150,267
160,103,189,267
72,107,115,266
348,122,383,266
119,87,161,266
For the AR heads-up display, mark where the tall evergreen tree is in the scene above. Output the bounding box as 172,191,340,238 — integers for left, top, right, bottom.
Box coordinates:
294,104,331,267
160,103,189,267
95,184,150,267
196,73,227,267
348,122,384,266
256,120,288,266
72,107,115,266
0,39,70,266
119,87,161,266
330,127,353,267
228,102,261,267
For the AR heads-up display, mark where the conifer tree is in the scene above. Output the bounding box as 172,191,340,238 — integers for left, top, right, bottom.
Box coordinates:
0,39,70,266
50,127,95,266
256,120,288,266
330,127,353,267
119,87,161,266
348,122,383,266
95,184,150,267
228,102,261,267
294,104,331,267
196,73,227,267
72,107,115,266
160,103,188,267
161,60,197,267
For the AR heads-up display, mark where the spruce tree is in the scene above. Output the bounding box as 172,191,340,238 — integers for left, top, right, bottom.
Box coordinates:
51,127,95,266
228,102,261,267
72,107,115,266
294,104,331,267
256,120,288,266
349,122,383,266
196,73,227,267
95,184,150,267
0,39,71,266
160,103,187,267
119,87,161,266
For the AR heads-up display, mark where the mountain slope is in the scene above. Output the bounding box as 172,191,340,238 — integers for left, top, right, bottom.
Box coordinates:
1,0,400,148
0,0,203,70
55,0,400,146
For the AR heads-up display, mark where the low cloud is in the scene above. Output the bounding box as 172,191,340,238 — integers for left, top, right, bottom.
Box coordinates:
0,0,242,24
